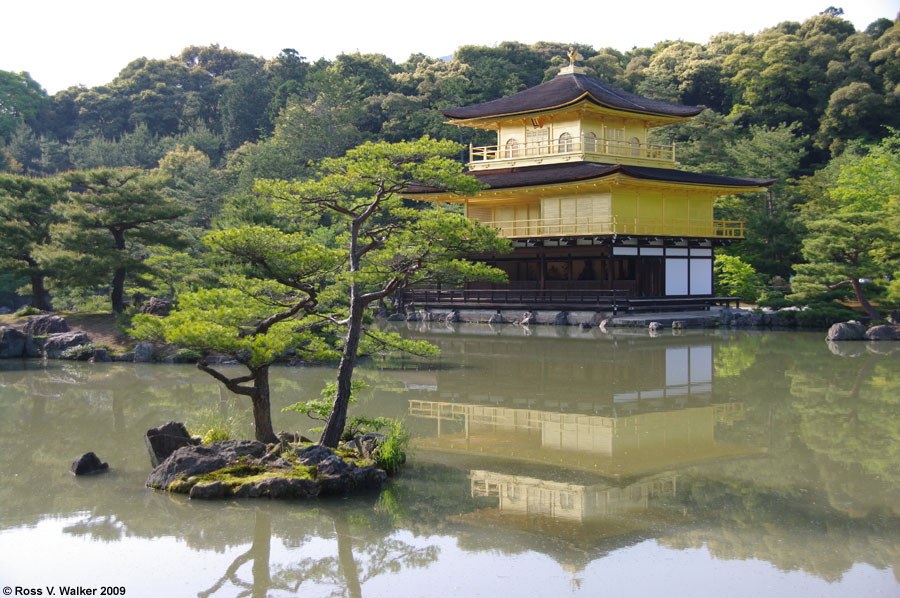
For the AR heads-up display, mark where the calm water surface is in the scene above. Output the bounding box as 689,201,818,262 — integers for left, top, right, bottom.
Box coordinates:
0,324,898,597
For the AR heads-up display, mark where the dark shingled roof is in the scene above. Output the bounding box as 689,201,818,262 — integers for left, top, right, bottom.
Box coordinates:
406,162,776,194
441,73,703,120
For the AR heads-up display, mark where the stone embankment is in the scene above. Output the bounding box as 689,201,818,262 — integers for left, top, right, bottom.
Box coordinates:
0,313,194,363
386,305,856,330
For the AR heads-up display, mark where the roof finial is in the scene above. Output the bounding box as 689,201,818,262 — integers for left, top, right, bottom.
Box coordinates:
567,47,583,67
558,48,588,76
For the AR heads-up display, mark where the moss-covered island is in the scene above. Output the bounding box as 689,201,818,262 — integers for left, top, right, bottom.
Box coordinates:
146,436,392,500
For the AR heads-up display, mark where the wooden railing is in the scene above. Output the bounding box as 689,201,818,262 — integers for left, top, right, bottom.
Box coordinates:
470,134,675,165
474,215,744,239
399,289,739,313
402,288,629,311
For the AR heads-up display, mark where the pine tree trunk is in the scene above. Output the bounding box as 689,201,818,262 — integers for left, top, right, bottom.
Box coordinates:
320,291,363,448
110,229,127,314
850,278,880,321
320,220,363,448
29,273,51,311
111,267,127,314
251,366,278,444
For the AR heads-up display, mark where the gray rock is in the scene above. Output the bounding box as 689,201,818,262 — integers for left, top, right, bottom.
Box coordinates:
139,297,172,316
111,352,134,362
90,348,111,362
0,306,11,315
294,444,335,466
826,321,868,341
145,421,199,468
671,320,685,330
386,313,405,321
24,314,68,336
887,310,900,325
487,313,504,325
43,331,91,359
316,454,351,477
71,452,109,475
146,440,267,490
648,321,663,332
320,464,387,495
0,327,26,358
134,342,155,362
864,324,900,341
189,481,227,500
554,311,568,326
445,310,460,323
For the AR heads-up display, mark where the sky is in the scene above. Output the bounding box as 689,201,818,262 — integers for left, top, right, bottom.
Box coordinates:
2,0,898,94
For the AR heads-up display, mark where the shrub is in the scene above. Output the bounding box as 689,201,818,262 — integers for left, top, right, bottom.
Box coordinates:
374,420,409,474
190,410,243,444
60,343,100,360
714,255,763,303
795,302,859,328
15,305,42,317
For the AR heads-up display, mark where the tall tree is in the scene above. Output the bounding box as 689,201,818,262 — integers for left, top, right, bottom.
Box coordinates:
258,137,509,447
44,169,187,312
0,174,67,310
789,211,894,319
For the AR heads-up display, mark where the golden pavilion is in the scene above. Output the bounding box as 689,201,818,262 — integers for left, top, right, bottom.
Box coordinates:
405,59,775,311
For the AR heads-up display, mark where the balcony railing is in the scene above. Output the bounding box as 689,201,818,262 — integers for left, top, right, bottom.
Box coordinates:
470,134,675,166
475,215,743,239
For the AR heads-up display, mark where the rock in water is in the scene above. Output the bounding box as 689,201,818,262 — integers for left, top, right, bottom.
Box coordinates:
145,421,199,467
648,322,662,332
43,332,91,359
134,342,155,362
826,321,868,341
24,314,69,336
0,327,26,358
71,452,109,475
865,325,900,341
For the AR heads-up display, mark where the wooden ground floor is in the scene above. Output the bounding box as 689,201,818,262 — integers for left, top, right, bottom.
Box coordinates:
403,238,729,312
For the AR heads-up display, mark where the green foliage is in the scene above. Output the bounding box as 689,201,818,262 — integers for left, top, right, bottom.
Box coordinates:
374,420,410,474
41,168,189,312
0,70,48,142
60,343,100,361
714,254,764,302
190,409,243,445
0,174,67,309
14,305,42,316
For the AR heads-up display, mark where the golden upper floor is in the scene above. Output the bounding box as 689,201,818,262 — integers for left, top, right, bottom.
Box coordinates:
443,67,701,171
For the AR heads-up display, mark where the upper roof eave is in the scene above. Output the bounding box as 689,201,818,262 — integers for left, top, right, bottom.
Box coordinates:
440,73,704,121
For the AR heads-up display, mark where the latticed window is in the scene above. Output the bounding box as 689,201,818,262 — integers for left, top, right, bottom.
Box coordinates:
505,138,519,158
584,132,597,152
558,132,573,153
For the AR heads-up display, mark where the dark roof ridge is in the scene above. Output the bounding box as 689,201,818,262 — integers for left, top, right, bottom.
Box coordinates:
442,73,702,120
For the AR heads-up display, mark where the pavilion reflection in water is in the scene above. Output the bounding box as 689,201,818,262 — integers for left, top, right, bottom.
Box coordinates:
399,335,764,542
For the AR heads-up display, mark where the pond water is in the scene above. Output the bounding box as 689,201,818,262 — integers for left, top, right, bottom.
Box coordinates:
0,324,898,597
